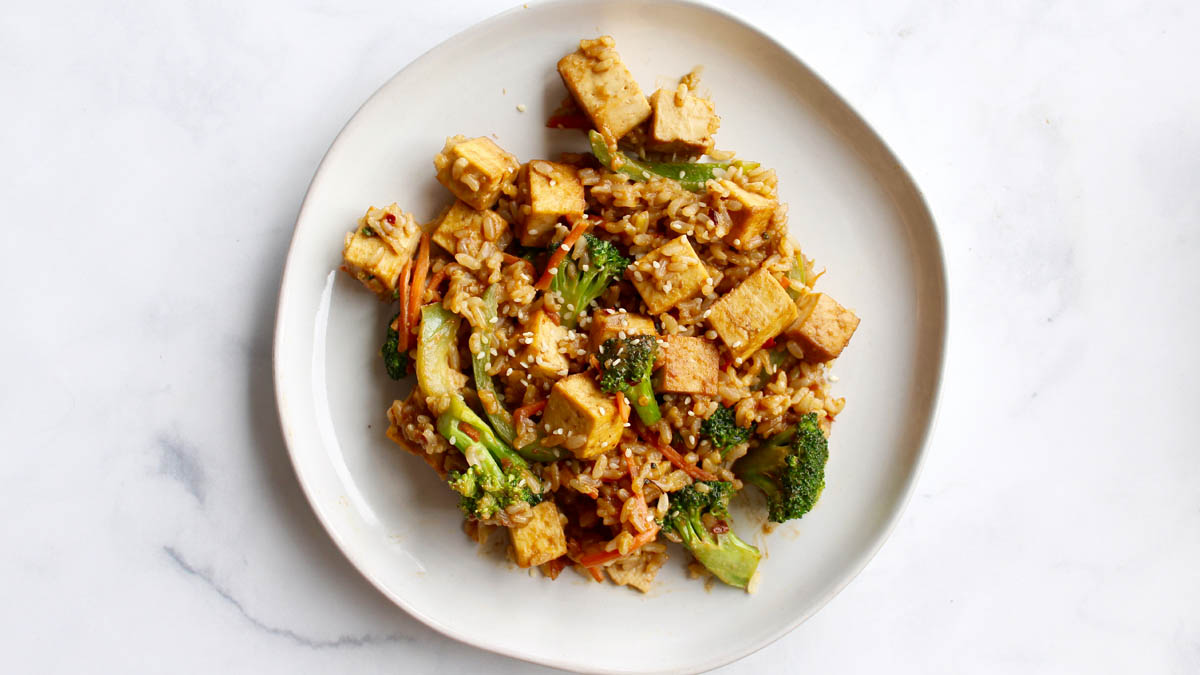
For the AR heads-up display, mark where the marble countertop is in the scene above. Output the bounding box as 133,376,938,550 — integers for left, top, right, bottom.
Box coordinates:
2,1,1197,672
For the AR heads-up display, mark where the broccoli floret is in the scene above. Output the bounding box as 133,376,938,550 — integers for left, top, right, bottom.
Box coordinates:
699,406,753,453
381,312,409,380
662,481,761,590
733,412,829,523
549,234,629,329
597,334,661,425
439,397,543,521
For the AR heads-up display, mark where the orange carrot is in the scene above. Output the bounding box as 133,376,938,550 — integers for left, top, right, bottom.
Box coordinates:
513,399,548,429
579,529,658,568
636,424,717,481
425,266,450,302
458,422,480,442
534,217,591,291
501,252,535,272
396,261,413,352
586,565,604,582
614,392,630,425
407,233,431,337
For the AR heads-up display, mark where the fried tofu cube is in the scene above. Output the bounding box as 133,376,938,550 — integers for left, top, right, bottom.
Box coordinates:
430,200,510,256
588,309,657,350
542,373,624,460
655,335,719,396
515,161,586,247
629,236,711,314
713,180,777,251
786,292,860,362
341,204,422,299
648,88,720,155
509,501,567,568
707,267,799,361
520,310,569,378
433,135,519,210
557,36,651,143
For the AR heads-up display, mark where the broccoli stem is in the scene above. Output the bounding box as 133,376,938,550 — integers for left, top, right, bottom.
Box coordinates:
688,530,762,590
588,130,760,192
627,377,661,425
437,414,504,484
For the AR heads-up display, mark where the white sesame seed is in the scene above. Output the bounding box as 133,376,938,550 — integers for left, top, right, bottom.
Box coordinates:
516,103,527,112
449,437,457,446
829,374,840,382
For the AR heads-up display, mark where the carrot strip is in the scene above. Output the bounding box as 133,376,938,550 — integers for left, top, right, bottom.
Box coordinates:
501,252,535,272
407,233,431,337
579,529,658,567
513,400,548,429
636,424,717,481
586,565,604,582
458,422,481,442
425,266,450,302
396,261,413,352
614,392,630,425
534,217,591,291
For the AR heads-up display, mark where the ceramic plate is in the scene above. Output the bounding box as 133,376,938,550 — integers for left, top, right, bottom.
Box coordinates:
273,1,947,672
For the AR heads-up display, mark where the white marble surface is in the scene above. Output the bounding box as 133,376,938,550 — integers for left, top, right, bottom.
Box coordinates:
2,1,1197,672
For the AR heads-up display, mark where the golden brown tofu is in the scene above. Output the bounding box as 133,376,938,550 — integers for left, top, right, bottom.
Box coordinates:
557,36,651,144
629,236,711,314
707,267,799,361
430,200,510,256
509,501,567,568
713,180,777,251
542,373,624,460
588,309,657,350
519,310,569,378
515,161,586,247
648,88,720,155
341,204,421,299
655,335,719,396
433,135,519,210
786,292,860,362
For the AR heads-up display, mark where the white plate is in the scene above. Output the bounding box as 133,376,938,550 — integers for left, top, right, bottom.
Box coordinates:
273,1,947,672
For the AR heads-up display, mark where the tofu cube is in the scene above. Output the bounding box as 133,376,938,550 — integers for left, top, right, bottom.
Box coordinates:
786,292,860,362
542,373,624,460
648,88,720,155
712,180,777,251
433,135,519,210
520,310,570,378
655,335,719,396
431,200,510,256
589,309,657,350
557,36,651,143
509,501,567,568
629,236,711,314
707,267,799,361
516,161,586,247
341,204,422,299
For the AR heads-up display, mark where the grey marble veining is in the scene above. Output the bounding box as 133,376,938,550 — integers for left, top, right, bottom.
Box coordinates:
1,1,1197,673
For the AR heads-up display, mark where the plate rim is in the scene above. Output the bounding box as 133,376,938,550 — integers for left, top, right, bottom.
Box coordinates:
272,0,949,672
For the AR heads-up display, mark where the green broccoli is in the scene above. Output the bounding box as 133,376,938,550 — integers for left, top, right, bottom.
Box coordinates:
549,233,629,329
662,481,761,590
417,304,544,520
699,406,753,453
440,397,542,521
733,412,829,523
597,334,661,425
381,312,409,380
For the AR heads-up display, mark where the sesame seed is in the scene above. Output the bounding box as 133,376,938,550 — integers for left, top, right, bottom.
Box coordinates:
516,103,527,112
449,437,457,446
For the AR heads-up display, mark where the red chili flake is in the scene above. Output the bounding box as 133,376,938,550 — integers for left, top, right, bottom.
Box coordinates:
763,337,777,349
384,213,396,224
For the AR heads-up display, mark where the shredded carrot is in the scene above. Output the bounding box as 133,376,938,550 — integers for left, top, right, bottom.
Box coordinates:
534,217,591,291
586,565,604,582
614,391,630,425
425,266,450,301
458,422,481,442
513,400,547,429
407,232,430,337
396,261,413,352
636,424,717,481
579,529,658,568
501,252,535,273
